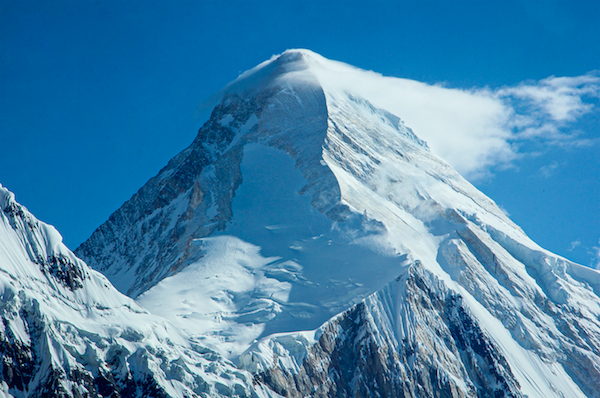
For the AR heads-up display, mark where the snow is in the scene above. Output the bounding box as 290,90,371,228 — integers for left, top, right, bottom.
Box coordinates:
139,235,288,358
139,144,410,359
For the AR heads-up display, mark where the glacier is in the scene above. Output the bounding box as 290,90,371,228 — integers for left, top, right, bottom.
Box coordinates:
2,49,600,397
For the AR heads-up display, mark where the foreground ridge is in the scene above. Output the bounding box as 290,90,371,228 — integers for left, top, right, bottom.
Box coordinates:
0,184,275,397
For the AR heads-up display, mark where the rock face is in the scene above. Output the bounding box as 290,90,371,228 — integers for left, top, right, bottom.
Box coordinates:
8,49,600,397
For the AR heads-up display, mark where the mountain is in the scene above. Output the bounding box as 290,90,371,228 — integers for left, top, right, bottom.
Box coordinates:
8,49,600,397
0,184,277,397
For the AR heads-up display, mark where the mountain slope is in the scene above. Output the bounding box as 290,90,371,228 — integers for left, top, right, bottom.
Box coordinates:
76,50,600,397
242,263,526,398
0,184,275,397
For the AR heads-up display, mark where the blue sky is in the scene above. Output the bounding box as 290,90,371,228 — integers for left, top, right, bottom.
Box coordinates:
1,0,599,267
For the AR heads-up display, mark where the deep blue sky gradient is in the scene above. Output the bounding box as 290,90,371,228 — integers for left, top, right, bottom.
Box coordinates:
1,0,599,266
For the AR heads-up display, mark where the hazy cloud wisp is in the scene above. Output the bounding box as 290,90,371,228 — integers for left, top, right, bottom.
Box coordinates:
593,240,600,270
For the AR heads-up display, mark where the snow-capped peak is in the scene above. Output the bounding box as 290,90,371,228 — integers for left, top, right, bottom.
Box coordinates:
74,51,600,397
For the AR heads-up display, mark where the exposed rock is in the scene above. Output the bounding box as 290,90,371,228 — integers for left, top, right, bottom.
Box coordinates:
248,264,523,398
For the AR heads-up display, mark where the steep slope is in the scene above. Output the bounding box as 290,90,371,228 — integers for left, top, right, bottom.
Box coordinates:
76,50,600,397
0,184,274,397
241,263,526,398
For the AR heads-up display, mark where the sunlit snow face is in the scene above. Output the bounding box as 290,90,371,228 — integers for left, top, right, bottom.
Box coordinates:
137,143,419,358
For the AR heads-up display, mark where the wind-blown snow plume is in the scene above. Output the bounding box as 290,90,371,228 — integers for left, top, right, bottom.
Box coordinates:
265,51,599,178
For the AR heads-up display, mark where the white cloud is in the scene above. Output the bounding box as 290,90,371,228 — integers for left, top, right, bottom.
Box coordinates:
301,51,600,179
497,75,600,147
539,162,560,178
502,75,600,121
569,240,581,251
